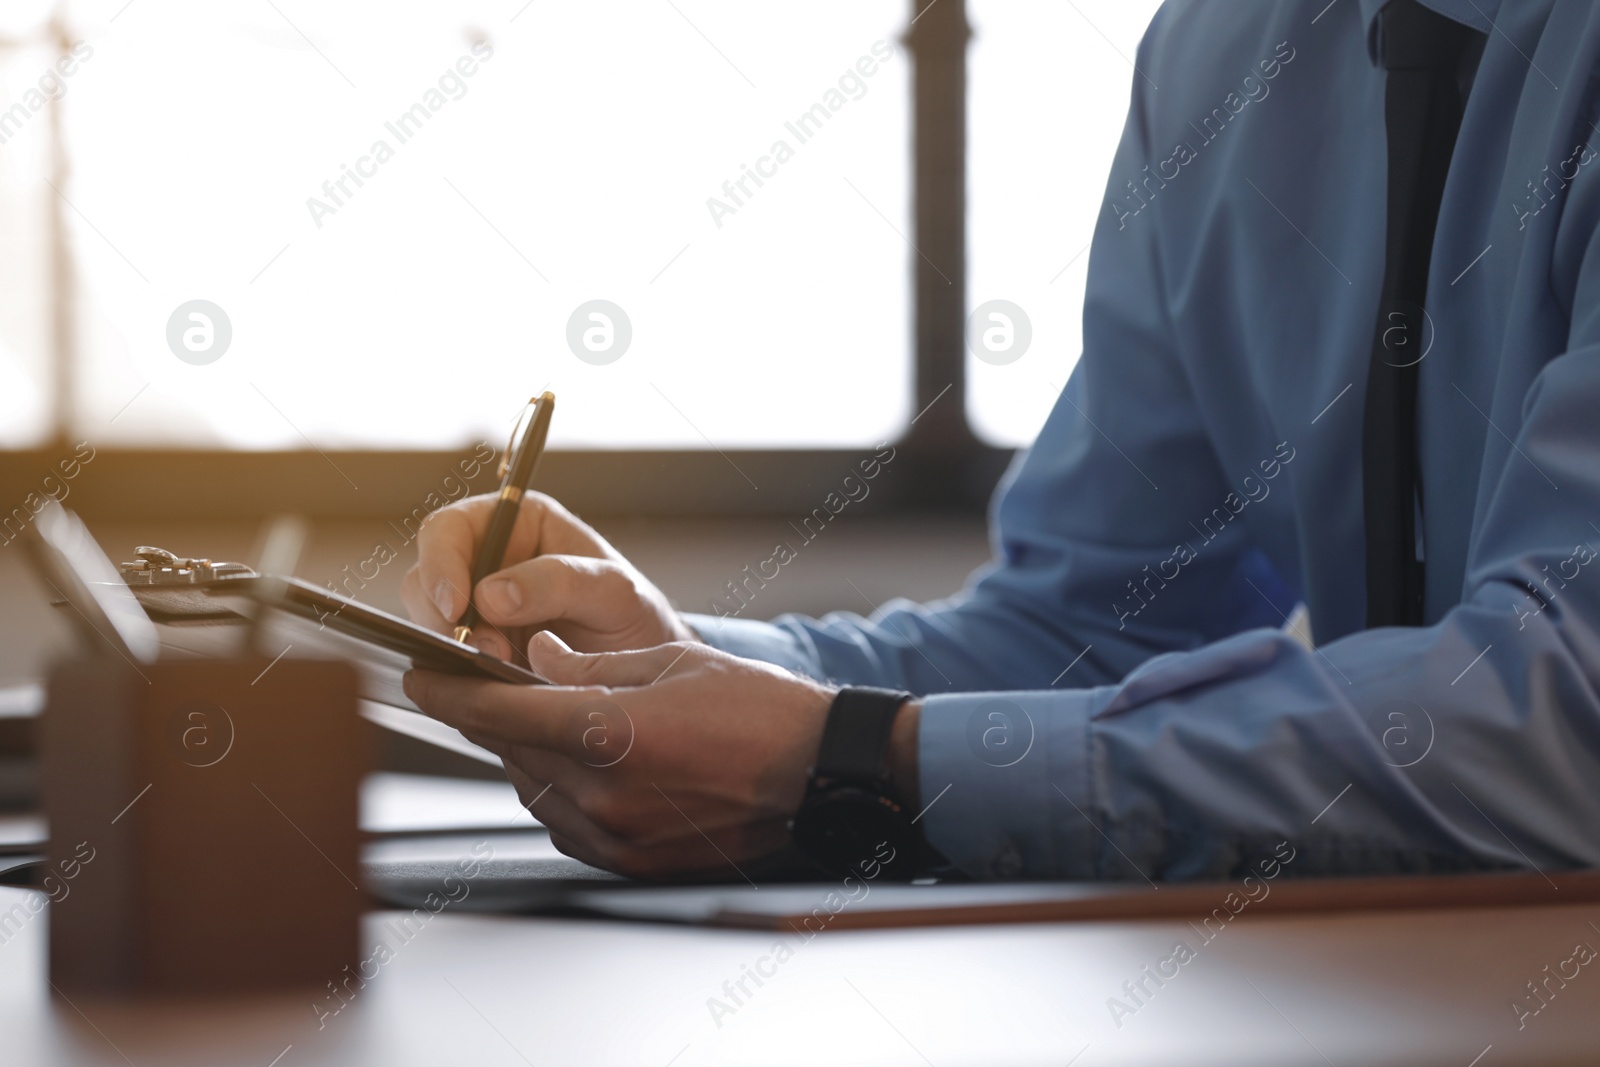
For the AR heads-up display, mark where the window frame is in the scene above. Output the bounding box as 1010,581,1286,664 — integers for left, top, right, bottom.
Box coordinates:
1,1,1009,522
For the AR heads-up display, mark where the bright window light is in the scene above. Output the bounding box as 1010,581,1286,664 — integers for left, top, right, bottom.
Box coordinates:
0,24,55,448
18,0,911,450
967,0,1165,447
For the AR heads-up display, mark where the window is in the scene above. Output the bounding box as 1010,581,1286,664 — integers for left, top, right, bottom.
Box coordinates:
2,0,1170,517
967,0,1164,447
5,1,911,450
0,21,55,447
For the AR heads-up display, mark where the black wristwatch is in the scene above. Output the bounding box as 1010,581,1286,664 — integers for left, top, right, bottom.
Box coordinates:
789,687,931,881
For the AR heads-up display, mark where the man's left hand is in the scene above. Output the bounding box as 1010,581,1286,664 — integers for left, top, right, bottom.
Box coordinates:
404,633,836,879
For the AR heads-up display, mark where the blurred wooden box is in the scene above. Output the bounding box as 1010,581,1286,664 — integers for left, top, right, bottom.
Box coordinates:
42,656,369,996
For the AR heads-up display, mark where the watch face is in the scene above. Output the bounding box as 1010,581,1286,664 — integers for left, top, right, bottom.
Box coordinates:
791,787,919,880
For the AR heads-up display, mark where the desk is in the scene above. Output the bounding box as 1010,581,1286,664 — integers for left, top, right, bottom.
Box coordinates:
4,534,1596,1064
3,873,1597,1066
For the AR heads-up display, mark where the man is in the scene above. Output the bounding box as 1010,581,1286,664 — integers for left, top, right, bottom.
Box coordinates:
401,0,1600,882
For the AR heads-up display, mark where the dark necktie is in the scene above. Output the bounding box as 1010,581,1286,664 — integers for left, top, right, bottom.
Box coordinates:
1362,0,1483,628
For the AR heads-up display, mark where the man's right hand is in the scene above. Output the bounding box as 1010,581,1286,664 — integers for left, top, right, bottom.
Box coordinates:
399,492,700,662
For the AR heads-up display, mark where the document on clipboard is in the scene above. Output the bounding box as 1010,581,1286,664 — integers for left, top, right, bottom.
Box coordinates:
118,549,541,766
23,504,518,766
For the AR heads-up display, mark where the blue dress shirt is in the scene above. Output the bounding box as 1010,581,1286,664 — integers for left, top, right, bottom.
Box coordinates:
693,0,1600,881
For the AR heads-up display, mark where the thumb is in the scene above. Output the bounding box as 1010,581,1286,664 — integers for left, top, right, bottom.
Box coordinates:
527,631,700,689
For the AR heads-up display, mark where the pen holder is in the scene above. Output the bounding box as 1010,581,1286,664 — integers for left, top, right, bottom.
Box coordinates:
41,655,370,997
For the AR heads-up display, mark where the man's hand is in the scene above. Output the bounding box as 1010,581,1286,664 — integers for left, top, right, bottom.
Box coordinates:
404,634,837,879
399,491,699,661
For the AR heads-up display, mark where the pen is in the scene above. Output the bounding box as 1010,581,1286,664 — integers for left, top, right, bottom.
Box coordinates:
454,391,555,644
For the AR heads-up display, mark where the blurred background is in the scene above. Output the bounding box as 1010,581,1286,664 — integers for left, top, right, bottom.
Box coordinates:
0,0,1163,693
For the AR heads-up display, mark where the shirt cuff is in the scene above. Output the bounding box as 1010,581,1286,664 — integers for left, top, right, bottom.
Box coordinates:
916,687,1105,880
683,613,822,678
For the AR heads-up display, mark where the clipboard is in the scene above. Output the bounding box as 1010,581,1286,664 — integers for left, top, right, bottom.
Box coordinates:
20,516,531,766
132,572,540,683
123,564,543,720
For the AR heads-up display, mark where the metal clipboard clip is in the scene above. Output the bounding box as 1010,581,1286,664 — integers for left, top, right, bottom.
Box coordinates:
119,546,256,586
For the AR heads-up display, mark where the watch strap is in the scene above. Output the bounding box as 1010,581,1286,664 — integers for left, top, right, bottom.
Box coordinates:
813,686,912,787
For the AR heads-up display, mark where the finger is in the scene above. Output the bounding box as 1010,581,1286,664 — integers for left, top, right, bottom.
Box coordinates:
547,829,618,873
538,800,686,878
471,738,634,858
415,493,613,625
456,733,579,825
479,746,789,879
505,491,614,559
474,555,636,630
519,790,616,861
406,568,518,663
404,670,606,754
468,626,515,662
497,778,651,873
458,728,505,757
399,565,450,633
463,733,589,800
497,753,544,801
491,752,561,824
549,808,788,880
525,632,702,689
413,501,489,623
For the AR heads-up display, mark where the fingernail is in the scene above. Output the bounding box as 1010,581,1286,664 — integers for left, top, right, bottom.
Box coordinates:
531,630,563,653
480,577,523,616
402,673,415,699
432,579,455,621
